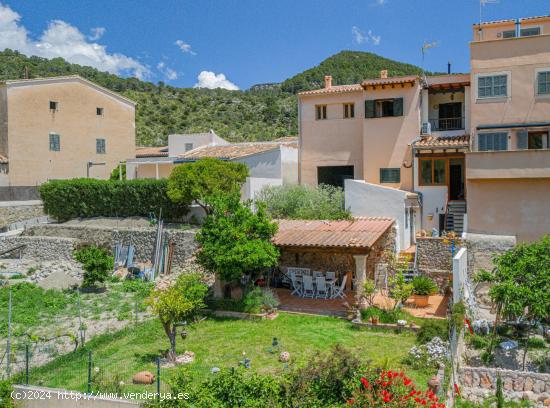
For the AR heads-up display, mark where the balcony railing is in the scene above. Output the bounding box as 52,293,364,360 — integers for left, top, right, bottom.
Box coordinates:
429,117,464,131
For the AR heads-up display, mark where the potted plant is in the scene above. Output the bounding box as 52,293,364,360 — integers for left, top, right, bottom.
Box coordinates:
411,276,438,308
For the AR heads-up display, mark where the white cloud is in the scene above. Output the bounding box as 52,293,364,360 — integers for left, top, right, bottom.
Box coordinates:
194,71,238,90
374,0,387,5
0,3,149,79
351,26,381,46
175,39,196,55
88,27,105,41
157,61,178,81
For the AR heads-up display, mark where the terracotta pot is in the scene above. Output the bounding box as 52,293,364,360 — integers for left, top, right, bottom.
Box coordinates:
371,316,379,325
413,294,430,308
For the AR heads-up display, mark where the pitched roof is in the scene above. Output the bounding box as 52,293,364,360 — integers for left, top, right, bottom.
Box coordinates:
0,154,7,164
413,135,470,149
135,146,168,158
272,217,394,250
298,84,363,96
2,75,136,106
177,140,297,161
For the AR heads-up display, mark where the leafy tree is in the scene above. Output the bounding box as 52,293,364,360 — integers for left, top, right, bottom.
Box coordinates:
167,158,249,214
257,184,351,220
475,236,550,369
146,273,208,362
195,193,279,284
74,246,114,288
109,162,126,180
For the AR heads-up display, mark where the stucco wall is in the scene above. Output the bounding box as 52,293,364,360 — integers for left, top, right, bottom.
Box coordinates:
5,80,135,186
466,178,550,242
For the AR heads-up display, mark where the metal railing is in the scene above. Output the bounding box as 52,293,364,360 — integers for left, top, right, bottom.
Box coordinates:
429,117,464,131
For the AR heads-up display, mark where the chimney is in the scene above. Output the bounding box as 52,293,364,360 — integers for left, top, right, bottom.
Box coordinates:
380,70,388,79
324,75,332,88
447,62,451,74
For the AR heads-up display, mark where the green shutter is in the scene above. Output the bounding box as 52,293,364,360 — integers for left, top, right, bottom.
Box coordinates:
516,130,528,150
478,134,487,151
393,98,403,116
365,100,375,118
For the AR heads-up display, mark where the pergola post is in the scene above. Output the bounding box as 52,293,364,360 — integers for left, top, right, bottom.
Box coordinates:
155,163,159,180
353,253,368,308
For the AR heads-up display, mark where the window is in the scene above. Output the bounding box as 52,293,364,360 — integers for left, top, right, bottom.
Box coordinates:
49,101,58,111
96,138,106,154
478,74,508,98
380,168,400,183
185,143,193,152
519,131,549,150
419,158,446,185
343,103,355,119
96,107,104,116
365,98,403,118
478,132,508,151
49,133,60,151
537,71,550,95
502,27,541,38
315,105,327,120
317,166,354,188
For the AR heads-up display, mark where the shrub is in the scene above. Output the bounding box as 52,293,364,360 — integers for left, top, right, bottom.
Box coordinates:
121,279,153,298
256,184,351,220
526,337,546,349
74,246,114,288
404,337,449,369
242,287,280,314
39,178,187,222
469,334,490,350
411,276,438,296
416,320,449,344
0,380,14,408
360,306,404,324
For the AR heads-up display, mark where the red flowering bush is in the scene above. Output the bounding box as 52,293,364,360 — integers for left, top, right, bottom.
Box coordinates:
347,370,445,408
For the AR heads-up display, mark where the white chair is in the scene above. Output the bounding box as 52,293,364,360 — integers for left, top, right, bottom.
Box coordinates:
315,276,329,299
313,271,323,278
331,275,348,299
289,272,302,297
325,272,337,296
326,271,336,281
302,275,315,298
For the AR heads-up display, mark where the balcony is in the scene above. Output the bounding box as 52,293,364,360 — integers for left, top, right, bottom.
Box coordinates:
466,149,550,179
429,117,464,132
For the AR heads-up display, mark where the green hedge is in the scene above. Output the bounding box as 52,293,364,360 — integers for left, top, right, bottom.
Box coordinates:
39,178,188,222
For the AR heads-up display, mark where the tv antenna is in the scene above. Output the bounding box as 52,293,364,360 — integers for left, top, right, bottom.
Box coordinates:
421,41,438,73
478,0,499,40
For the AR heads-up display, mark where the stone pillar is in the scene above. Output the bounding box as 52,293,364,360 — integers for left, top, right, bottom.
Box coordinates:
213,275,224,298
353,254,368,307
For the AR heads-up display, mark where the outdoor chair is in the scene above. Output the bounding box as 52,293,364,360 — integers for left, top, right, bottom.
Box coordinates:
302,275,315,298
315,276,329,299
313,271,323,278
331,275,347,299
325,271,337,296
289,272,303,297
326,271,336,281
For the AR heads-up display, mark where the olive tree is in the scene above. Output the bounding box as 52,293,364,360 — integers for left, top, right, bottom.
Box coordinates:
146,273,208,361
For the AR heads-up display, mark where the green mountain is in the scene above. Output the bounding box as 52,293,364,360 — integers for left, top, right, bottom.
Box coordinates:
0,49,425,146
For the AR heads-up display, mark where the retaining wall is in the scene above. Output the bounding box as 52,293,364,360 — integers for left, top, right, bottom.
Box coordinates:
416,236,460,291
0,201,44,229
459,366,550,407
0,236,77,261
22,224,198,267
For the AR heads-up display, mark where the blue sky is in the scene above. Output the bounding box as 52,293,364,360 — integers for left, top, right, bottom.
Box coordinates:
2,0,549,89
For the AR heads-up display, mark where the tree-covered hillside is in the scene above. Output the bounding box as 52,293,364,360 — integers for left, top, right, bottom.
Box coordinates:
0,49,425,146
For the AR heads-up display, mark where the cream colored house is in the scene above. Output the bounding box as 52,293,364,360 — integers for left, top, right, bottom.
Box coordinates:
0,76,135,187
467,16,550,242
300,14,550,244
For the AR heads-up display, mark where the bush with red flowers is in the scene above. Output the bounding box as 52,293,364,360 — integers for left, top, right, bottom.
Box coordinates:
348,369,445,408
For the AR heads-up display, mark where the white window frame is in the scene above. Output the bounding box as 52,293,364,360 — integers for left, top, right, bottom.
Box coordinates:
475,71,511,102
477,131,509,152
535,67,550,98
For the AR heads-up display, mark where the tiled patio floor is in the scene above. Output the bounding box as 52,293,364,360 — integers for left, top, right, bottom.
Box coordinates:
275,288,449,319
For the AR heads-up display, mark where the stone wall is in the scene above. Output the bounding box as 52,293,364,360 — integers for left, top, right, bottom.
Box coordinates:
464,233,516,277
22,224,198,267
0,236,77,261
0,202,44,229
416,236,461,291
459,366,550,407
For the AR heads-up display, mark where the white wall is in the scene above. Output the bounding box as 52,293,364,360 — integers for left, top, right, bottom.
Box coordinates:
168,131,228,156
452,247,468,305
345,179,411,252
237,149,281,179
414,157,447,233
243,177,283,203
280,145,299,185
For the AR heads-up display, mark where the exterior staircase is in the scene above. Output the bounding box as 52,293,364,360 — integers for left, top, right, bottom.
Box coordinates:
445,201,466,235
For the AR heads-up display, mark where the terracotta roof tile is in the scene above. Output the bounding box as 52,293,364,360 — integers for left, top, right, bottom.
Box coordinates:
361,75,418,87
0,154,7,164
273,136,298,143
135,146,168,158
272,217,394,250
413,135,470,149
298,84,363,96
178,140,297,161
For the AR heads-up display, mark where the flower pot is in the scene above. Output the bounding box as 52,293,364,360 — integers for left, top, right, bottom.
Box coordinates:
371,316,379,325
413,294,430,308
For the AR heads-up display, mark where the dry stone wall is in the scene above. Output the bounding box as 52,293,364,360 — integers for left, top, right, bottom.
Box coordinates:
416,236,460,291
459,366,550,407
0,202,44,229
0,236,77,261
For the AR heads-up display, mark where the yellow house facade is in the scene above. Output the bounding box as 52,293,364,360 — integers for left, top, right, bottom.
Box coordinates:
0,76,136,187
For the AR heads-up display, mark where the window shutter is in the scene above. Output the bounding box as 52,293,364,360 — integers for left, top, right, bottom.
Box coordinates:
393,98,403,116
478,134,487,151
516,130,528,150
496,133,508,151
365,100,375,118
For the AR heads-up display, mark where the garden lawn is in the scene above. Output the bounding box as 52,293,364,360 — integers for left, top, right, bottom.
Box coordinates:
26,313,434,394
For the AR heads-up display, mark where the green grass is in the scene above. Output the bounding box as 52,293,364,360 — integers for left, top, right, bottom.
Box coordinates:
25,313,433,394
